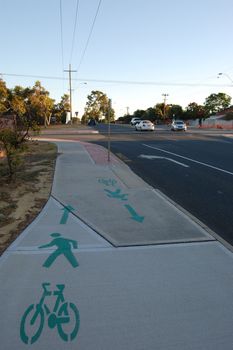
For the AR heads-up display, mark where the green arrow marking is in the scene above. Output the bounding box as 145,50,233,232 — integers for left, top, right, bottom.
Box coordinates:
124,204,144,223
60,205,74,224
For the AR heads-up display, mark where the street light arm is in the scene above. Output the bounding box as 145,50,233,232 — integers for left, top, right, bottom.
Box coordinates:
218,72,233,84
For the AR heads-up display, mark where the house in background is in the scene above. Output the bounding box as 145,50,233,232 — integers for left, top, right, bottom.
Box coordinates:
202,106,233,129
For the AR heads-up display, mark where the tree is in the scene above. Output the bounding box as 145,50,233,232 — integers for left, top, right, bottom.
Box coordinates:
0,79,8,115
204,93,231,116
53,94,70,124
0,80,54,179
183,102,206,120
154,103,170,120
82,90,115,123
0,80,54,149
168,104,183,120
133,109,146,119
0,84,41,179
145,108,156,121
7,84,41,145
28,81,55,127
0,128,21,179
8,81,55,129
0,82,38,148
119,115,132,123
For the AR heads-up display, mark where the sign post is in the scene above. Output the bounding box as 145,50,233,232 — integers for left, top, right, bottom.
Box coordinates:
107,99,112,162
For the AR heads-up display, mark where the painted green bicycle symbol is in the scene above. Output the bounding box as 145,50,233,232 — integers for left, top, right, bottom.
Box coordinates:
20,282,80,344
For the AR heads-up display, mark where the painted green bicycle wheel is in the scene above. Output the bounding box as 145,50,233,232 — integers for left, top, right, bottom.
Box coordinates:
57,302,80,341
20,304,44,344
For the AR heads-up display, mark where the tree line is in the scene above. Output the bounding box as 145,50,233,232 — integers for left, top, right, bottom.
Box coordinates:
0,77,232,179
0,80,114,179
0,79,70,179
118,93,232,124
0,79,70,127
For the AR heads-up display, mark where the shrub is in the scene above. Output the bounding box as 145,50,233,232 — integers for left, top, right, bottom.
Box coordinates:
0,128,24,179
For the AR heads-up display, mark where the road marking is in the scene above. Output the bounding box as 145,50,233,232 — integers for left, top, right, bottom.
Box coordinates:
39,233,79,268
98,177,144,223
139,154,189,168
104,188,128,201
124,204,144,223
143,144,233,176
60,205,74,224
20,282,80,344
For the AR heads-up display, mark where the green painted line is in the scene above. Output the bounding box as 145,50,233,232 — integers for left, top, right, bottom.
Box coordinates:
60,205,74,224
124,204,144,223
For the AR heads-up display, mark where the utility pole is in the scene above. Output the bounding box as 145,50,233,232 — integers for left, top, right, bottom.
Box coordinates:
64,64,77,124
162,93,169,118
126,106,129,115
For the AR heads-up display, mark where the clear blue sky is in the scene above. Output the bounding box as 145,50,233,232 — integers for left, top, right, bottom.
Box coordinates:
1,0,233,118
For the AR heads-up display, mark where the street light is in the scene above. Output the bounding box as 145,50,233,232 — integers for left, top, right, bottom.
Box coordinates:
217,72,233,84
73,82,87,90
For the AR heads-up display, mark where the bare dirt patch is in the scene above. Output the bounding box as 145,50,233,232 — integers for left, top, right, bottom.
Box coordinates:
0,141,57,255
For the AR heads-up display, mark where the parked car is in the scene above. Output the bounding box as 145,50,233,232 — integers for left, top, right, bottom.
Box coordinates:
130,117,142,126
171,120,187,131
88,118,97,126
135,120,155,131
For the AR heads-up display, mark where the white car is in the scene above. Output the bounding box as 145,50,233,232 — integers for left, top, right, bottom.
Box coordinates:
130,117,142,126
171,120,187,131
135,120,155,131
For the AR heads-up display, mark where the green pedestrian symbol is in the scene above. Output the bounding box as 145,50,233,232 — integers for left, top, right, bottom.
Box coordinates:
39,233,79,268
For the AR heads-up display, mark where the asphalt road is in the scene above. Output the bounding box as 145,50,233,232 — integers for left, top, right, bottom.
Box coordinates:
94,124,233,246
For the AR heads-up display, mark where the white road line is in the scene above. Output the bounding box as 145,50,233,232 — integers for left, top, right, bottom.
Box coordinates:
143,144,233,176
139,154,189,168
166,157,189,167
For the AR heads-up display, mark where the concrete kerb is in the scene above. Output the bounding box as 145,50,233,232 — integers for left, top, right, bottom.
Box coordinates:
38,127,99,135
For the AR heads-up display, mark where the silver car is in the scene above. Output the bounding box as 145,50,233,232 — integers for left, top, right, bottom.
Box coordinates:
171,120,187,131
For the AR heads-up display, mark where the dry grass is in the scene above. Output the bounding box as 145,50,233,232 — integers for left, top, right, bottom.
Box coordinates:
0,141,57,255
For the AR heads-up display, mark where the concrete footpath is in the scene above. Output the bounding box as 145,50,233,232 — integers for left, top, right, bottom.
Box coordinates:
1,140,233,349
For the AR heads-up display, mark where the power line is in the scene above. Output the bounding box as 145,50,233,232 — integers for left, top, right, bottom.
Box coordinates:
59,0,66,94
1,73,67,80
59,0,65,70
69,0,80,64
76,0,102,73
1,72,232,87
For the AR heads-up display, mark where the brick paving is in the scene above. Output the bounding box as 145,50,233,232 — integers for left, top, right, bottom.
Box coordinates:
80,141,121,165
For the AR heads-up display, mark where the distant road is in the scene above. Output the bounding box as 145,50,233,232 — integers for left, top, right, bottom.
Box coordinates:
94,123,233,246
